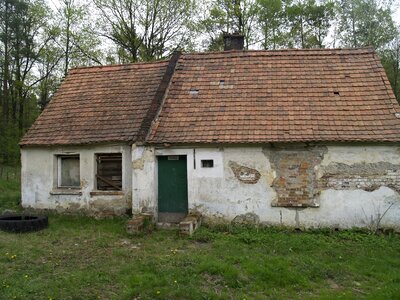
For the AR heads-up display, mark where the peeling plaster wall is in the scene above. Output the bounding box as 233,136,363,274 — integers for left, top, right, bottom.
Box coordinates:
21,144,132,216
132,144,400,230
131,145,158,215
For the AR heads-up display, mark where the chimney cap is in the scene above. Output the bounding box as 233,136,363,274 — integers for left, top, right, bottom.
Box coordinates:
223,32,245,51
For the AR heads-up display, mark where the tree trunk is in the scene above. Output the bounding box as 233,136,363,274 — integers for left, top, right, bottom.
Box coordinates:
2,0,10,125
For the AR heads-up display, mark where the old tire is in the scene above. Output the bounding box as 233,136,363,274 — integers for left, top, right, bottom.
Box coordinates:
0,215,48,233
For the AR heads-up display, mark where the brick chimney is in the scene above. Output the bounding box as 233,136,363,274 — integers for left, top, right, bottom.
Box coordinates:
223,33,245,51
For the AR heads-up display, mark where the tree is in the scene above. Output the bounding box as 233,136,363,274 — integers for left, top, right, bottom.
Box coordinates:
55,0,102,76
198,2,229,51
199,0,259,51
36,40,63,110
381,29,400,102
286,0,335,49
306,0,335,48
338,0,397,49
0,0,51,163
257,0,287,50
94,0,195,62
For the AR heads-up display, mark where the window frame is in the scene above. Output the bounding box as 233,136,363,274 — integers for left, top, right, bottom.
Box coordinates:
57,154,81,189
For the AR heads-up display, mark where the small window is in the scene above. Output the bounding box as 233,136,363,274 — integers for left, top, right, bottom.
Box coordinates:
96,153,122,190
201,160,214,168
58,155,80,188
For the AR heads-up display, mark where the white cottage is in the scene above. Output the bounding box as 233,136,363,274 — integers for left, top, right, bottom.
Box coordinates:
20,39,400,229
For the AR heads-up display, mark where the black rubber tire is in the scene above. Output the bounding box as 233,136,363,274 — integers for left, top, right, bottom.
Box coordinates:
0,215,48,233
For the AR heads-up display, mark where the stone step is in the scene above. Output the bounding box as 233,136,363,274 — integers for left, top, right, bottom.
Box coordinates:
126,213,153,234
179,213,202,236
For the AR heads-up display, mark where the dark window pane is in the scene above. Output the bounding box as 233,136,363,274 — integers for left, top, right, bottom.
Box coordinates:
201,160,214,168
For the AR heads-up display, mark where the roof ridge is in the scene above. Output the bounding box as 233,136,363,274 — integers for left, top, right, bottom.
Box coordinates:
135,51,182,144
182,47,375,57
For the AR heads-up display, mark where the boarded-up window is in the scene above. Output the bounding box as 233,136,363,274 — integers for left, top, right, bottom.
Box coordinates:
58,155,80,188
96,153,122,190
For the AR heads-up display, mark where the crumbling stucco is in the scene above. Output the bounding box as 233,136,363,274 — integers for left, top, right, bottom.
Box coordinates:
232,212,260,225
88,196,131,216
131,146,159,215
132,146,155,170
229,161,261,184
320,162,400,193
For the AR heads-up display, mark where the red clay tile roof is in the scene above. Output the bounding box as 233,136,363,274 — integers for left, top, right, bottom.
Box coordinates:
147,48,400,144
20,61,169,146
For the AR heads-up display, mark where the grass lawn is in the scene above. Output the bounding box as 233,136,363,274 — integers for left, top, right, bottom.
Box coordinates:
0,177,21,213
1,177,400,299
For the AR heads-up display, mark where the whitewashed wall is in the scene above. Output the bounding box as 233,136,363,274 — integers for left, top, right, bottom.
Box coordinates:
21,144,132,215
132,144,400,230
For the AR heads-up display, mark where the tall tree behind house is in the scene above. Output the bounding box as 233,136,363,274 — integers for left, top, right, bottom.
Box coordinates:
56,0,103,76
94,0,196,63
199,0,259,51
381,28,400,101
257,0,287,50
335,0,398,102
0,0,102,164
0,0,50,163
337,0,397,49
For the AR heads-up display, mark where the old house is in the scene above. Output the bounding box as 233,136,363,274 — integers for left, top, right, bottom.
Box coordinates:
21,37,400,229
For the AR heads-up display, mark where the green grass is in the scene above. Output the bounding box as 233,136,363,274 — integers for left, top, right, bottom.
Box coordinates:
1,178,400,299
0,170,21,212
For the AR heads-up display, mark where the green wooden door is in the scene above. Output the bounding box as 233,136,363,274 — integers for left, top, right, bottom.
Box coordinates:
158,155,188,221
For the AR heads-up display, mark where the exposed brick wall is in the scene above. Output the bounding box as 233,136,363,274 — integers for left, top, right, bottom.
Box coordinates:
267,147,400,208
320,162,400,193
268,148,326,207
